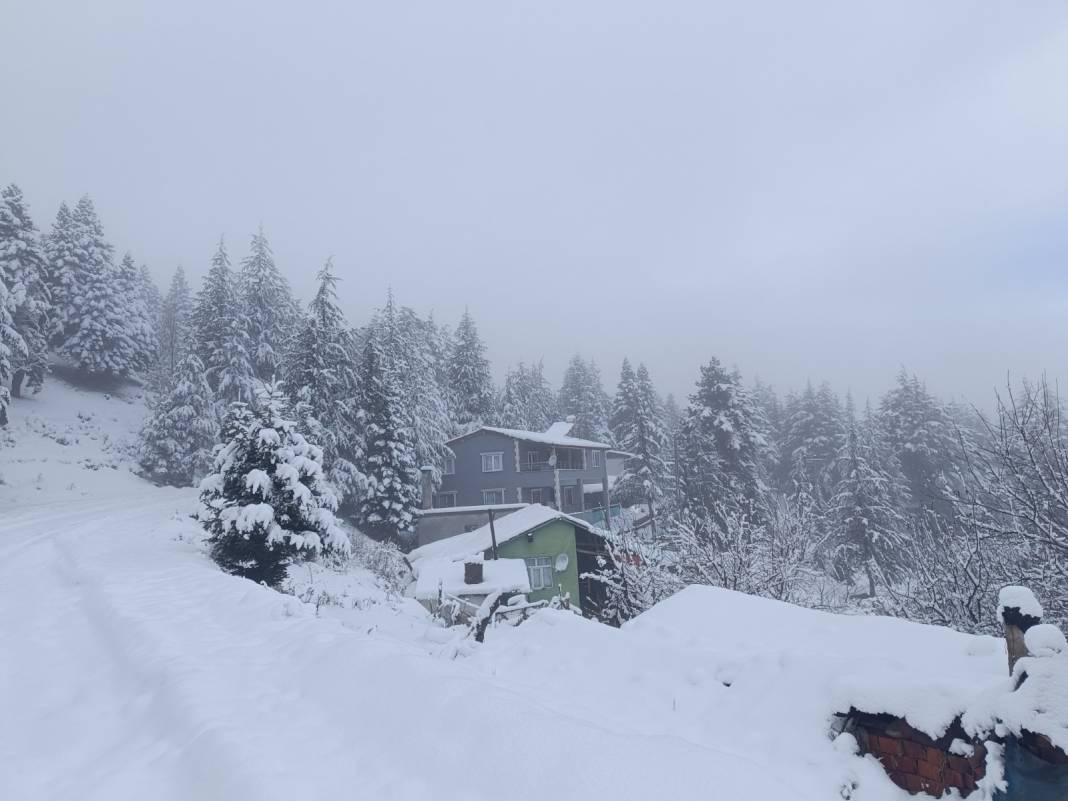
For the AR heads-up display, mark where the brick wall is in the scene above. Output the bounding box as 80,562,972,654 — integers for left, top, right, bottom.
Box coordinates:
847,711,986,797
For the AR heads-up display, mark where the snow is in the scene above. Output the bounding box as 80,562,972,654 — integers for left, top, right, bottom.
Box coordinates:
543,420,575,437
450,424,614,451
417,502,527,516
413,557,531,600
0,376,1037,801
408,503,597,566
998,585,1044,620
1026,623,1067,657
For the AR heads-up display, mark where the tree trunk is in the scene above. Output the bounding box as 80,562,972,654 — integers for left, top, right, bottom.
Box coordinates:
11,369,26,399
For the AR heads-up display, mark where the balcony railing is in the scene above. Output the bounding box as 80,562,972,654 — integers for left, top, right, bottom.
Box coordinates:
519,461,553,472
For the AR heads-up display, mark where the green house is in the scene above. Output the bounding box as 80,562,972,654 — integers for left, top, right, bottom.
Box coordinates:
407,504,612,618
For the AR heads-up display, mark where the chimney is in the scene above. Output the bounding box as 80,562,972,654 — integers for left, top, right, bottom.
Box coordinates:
464,561,484,585
999,586,1043,674
420,466,433,510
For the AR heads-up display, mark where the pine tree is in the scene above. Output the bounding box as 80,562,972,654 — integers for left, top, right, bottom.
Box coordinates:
610,360,669,509
559,355,611,442
0,184,51,401
138,353,217,486
57,197,134,378
281,259,365,506
43,201,79,344
447,309,495,430
357,336,420,544
239,227,297,382
198,386,350,586
678,358,769,528
830,400,912,596
879,370,962,516
780,381,845,503
158,265,193,378
117,253,158,374
496,361,557,431
192,238,255,402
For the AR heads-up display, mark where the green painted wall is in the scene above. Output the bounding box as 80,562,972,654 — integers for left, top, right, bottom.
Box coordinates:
490,520,580,605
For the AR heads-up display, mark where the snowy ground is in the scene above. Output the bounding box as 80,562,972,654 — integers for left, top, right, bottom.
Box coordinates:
1,378,1010,800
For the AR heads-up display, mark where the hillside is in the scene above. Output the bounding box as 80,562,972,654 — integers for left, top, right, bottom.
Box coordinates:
0,378,1009,801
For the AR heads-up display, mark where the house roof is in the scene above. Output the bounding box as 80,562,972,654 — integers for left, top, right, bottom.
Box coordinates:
446,425,614,451
544,421,574,438
408,503,600,565
413,557,531,600
417,503,527,517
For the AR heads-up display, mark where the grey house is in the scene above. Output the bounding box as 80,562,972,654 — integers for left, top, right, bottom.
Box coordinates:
431,422,619,515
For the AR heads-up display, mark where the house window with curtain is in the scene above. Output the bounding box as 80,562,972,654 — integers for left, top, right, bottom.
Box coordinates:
481,488,505,505
525,556,554,591
481,452,503,472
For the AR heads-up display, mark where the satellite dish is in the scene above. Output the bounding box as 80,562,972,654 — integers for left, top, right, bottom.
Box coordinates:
555,553,569,572
548,452,557,467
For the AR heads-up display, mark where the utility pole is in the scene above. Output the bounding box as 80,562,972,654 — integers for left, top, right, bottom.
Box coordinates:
488,508,499,560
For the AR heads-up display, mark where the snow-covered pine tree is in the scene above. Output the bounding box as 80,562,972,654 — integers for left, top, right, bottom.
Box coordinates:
138,263,162,361
198,385,350,586
158,265,193,379
829,399,912,596
239,227,298,382
138,353,217,486
496,361,557,431
281,259,366,507
57,197,135,378
558,355,611,442
43,200,80,344
677,357,769,528
192,238,255,402
356,335,420,544
446,309,495,431
610,359,669,510
117,253,158,374
0,184,51,401
780,381,845,504
662,392,683,506
879,370,962,517
368,292,452,482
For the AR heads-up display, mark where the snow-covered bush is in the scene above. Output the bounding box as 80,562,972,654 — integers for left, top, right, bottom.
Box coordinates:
198,386,351,587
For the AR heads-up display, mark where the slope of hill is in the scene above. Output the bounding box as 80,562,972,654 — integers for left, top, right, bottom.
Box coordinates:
0,378,1009,801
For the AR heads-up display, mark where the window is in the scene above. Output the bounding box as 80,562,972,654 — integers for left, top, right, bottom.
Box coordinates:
481,452,503,472
432,491,457,509
590,450,602,468
562,486,575,508
525,556,554,591
443,453,455,475
481,488,505,505
556,447,585,470
529,488,544,505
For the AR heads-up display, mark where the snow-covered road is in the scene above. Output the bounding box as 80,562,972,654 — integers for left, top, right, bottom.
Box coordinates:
0,490,805,800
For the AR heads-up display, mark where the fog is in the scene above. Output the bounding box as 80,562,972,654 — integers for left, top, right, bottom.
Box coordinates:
3,0,1068,405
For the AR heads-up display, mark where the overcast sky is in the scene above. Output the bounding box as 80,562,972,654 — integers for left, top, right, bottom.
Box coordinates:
3,1,1068,406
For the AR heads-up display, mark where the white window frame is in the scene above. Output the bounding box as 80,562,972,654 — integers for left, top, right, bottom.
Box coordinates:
590,449,602,468
481,452,504,473
443,453,456,476
432,491,457,509
562,486,576,508
481,488,506,505
529,488,544,505
526,556,554,591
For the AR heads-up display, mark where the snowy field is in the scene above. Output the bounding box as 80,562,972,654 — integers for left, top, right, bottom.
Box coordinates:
1,379,1010,801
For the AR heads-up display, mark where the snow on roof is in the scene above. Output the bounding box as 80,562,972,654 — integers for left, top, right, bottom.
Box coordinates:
413,558,531,600
964,633,1068,752
409,504,598,565
417,503,527,517
544,421,574,438
447,425,613,450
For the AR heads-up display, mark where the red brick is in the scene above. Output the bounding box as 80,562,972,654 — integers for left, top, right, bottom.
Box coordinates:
887,771,910,791
895,756,918,774
946,755,970,774
873,735,903,756
917,757,943,781
943,769,964,788
921,778,945,797
903,773,925,793
902,739,926,758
